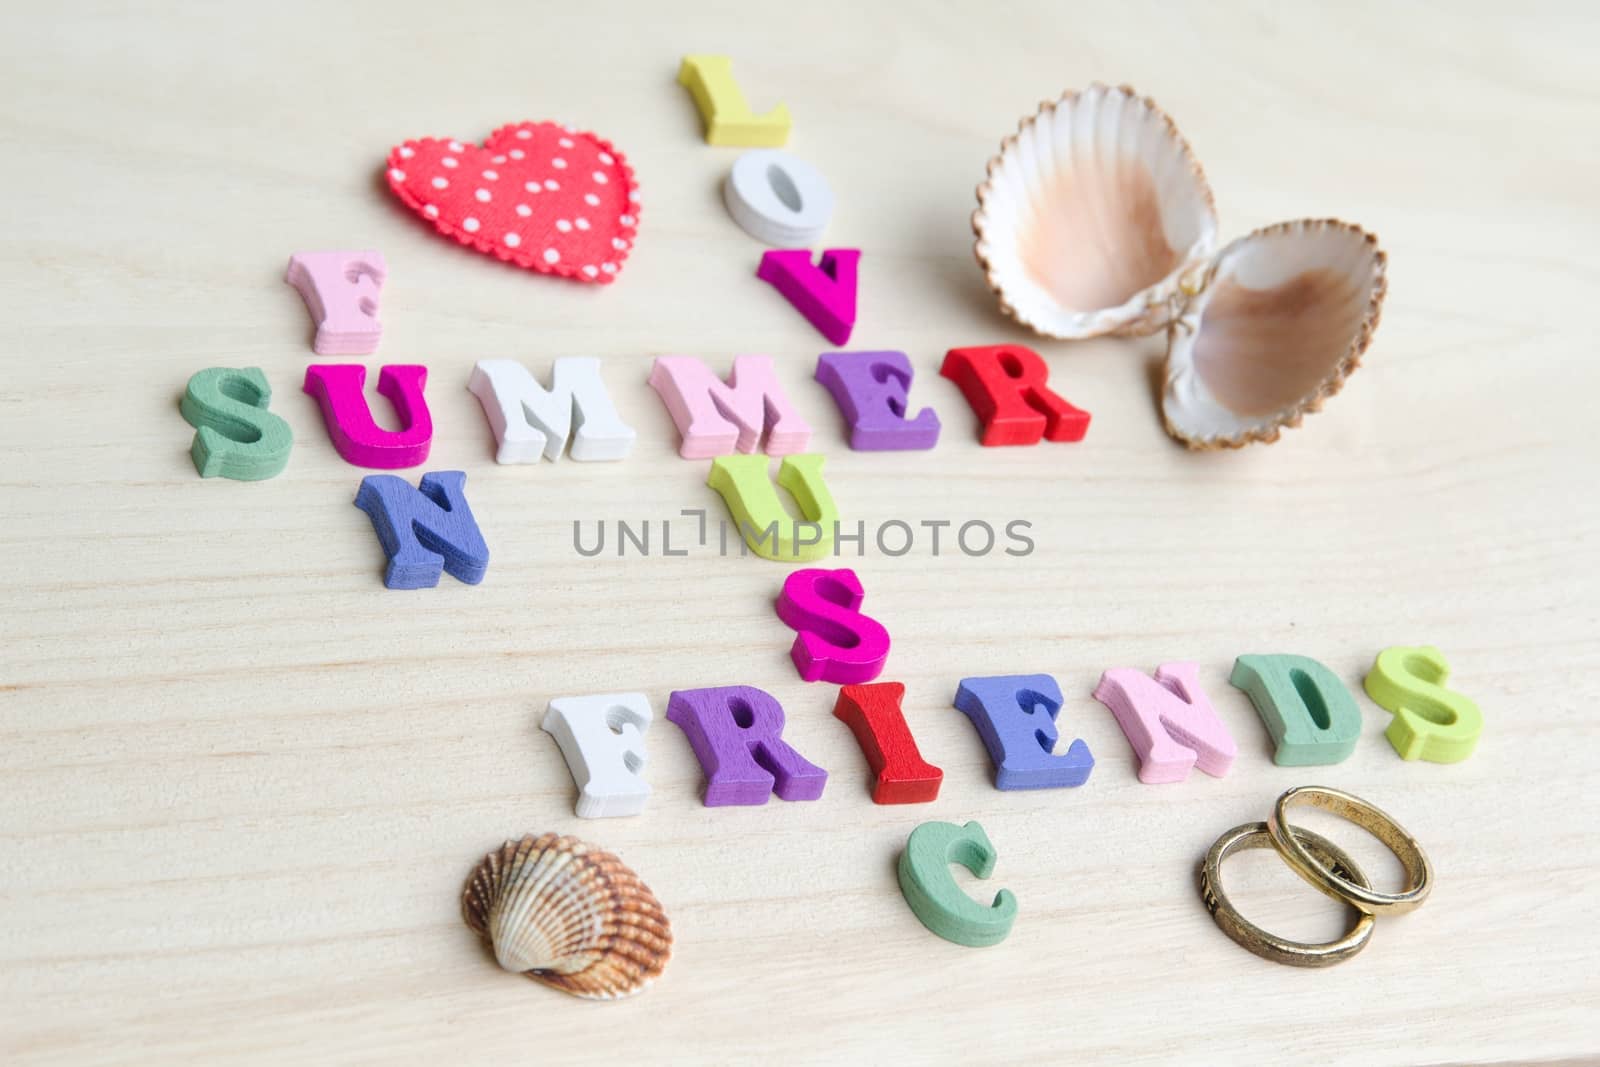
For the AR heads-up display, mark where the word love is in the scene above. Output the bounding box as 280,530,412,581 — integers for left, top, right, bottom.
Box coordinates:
538,569,1484,816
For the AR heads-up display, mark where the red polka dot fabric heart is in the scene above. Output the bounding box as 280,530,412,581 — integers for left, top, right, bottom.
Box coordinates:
385,121,639,284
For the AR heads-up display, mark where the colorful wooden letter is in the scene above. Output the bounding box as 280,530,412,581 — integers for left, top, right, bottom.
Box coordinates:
666,685,827,806
707,454,838,561
180,367,293,480
648,355,812,459
1365,645,1483,763
677,55,791,147
1230,654,1363,766
724,150,834,246
775,568,890,683
814,350,940,451
284,250,386,355
953,674,1094,790
304,364,433,469
541,692,653,818
897,821,1016,947
467,358,635,463
757,249,858,345
939,344,1090,446
352,470,489,589
833,682,943,804
1093,663,1236,783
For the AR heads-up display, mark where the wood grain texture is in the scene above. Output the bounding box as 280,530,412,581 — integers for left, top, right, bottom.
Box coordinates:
2,1,1597,1063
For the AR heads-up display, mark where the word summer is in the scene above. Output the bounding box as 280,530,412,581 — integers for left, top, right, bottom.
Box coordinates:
571,514,1037,559
182,253,1093,578
542,568,1485,817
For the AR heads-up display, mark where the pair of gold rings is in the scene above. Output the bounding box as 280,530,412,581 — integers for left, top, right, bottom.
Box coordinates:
1200,785,1433,967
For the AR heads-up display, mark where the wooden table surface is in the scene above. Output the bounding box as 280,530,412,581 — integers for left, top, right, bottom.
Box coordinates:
3,2,1597,1064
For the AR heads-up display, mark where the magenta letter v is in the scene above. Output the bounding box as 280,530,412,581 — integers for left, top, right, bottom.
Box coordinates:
757,249,860,346
303,364,433,469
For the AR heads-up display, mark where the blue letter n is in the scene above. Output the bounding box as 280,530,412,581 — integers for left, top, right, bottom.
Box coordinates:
353,470,490,589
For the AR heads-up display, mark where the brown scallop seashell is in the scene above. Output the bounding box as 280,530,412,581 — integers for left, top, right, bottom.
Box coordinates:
461,833,672,1000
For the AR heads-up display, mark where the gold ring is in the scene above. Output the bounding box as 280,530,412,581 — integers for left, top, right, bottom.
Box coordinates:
1201,821,1375,967
1266,785,1433,916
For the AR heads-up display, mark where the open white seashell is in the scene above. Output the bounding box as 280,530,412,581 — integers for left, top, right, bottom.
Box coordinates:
1162,219,1387,449
974,83,1389,447
461,832,672,1000
973,83,1218,339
